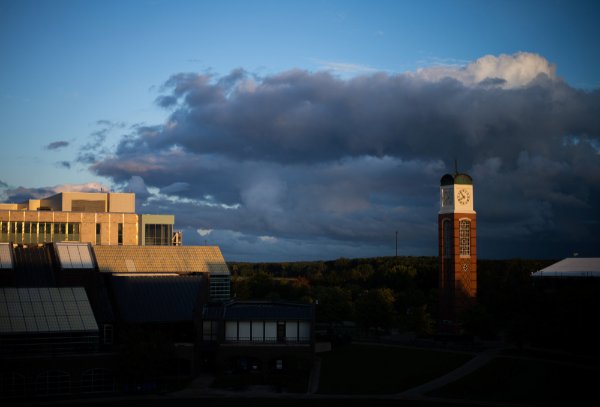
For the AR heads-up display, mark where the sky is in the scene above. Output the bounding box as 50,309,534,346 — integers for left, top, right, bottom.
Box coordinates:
1,0,599,261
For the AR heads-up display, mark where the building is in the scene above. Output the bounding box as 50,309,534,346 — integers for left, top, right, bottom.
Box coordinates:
1,190,316,399
200,300,315,388
438,171,477,334
531,258,600,279
0,191,176,246
0,241,230,399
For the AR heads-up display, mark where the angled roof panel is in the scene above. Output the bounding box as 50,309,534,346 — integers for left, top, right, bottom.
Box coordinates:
93,246,229,274
532,258,600,278
0,287,98,334
55,243,95,269
0,243,13,269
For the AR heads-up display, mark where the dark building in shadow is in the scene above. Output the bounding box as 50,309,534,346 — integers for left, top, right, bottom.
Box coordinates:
0,241,315,400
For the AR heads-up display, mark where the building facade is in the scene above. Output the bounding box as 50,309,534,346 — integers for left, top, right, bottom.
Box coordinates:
0,192,175,246
438,172,477,334
0,241,231,400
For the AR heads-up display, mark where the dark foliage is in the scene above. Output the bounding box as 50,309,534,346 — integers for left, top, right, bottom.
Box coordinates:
230,256,600,356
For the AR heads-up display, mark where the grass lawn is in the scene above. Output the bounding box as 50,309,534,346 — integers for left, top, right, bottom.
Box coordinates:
428,356,598,405
317,343,473,395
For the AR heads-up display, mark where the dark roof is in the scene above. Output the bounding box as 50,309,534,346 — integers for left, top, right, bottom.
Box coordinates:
109,275,205,323
13,245,56,286
440,172,473,186
203,301,314,321
0,287,98,334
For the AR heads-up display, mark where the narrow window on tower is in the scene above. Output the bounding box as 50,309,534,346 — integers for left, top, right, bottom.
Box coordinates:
459,219,471,256
118,223,123,245
96,223,101,245
443,219,453,258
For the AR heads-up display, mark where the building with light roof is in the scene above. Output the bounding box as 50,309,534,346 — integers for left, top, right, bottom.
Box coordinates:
531,258,600,279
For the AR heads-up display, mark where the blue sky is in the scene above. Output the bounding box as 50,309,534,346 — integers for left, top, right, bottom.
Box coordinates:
1,0,599,261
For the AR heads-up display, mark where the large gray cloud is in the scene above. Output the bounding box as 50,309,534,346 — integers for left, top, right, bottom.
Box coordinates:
85,53,600,260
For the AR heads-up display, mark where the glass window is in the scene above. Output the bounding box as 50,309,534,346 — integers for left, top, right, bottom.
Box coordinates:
459,220,470,256
54,223,66,242
117,223,123,245
96,224,101,245
144,223,173,245
0,222,8,242
443,219,453,258
103,324,113,345
81,368,114,393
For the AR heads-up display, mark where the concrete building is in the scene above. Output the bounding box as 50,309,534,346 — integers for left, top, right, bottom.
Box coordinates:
0,192,176,246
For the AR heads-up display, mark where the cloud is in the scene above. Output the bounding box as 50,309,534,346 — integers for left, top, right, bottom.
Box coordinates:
82,52,600,260
413,52,557,88
197,229,213,237
56,161,71,169
77,120,129,164
45,140,69,150
316,60,380,75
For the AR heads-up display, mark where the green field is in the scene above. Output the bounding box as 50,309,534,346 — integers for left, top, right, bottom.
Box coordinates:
317,343,473,394
428,356,597,405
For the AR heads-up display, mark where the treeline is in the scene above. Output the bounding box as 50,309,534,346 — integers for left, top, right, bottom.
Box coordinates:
228,256,597,350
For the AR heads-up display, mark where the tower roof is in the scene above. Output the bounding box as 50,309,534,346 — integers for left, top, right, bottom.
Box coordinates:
440,172,473,186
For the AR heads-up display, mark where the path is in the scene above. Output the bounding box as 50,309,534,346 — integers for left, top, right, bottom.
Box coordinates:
398,346,501,397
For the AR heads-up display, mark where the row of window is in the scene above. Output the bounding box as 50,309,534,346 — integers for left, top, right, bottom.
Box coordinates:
209,275,231,301
0,221,170,246
0,222,80,244
144,224,172,246
203,320,311,343
0,369,115,397
442,219,471,258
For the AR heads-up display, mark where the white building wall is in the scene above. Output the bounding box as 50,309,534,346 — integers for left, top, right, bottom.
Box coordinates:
225,321,237,341
251,321,264,341
285,321,298,341
264,321,277,342
238,321,250,341
299,321,310,341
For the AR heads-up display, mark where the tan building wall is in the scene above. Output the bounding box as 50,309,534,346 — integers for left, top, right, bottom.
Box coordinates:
5,192,135,213
1,192,161,246
0,210,138,245
0,203,22,210
107,193,135,213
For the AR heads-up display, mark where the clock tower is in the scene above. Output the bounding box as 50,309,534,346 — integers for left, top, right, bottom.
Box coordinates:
438,171,477,334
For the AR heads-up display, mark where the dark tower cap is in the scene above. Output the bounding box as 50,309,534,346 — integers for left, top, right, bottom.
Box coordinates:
440,173,473,186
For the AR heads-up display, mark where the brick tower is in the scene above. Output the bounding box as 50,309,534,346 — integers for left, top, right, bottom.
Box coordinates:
438,171,477,334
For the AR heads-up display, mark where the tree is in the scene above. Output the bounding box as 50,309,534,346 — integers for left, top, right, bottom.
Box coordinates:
355,288,396,333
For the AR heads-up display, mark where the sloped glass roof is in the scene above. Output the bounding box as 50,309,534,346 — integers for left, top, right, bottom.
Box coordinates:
55,243,95,269
0,243,13,269
0,287,98,334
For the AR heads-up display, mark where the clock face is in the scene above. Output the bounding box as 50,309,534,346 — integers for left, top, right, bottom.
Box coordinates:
457,189,471,205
